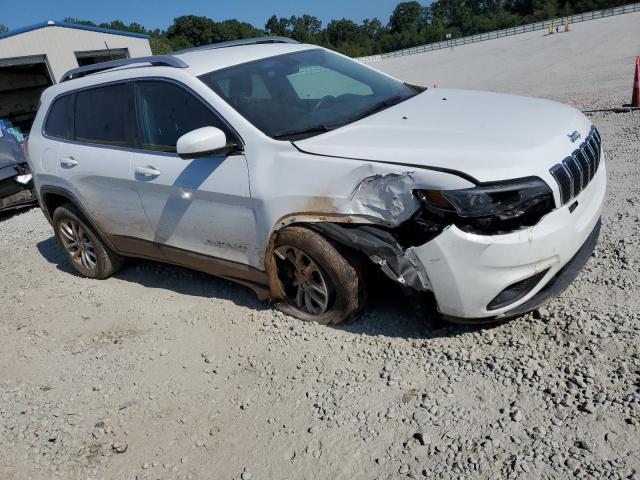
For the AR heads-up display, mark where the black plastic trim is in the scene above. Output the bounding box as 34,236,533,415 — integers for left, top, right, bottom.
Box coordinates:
107,235,270,300
60,55,188,82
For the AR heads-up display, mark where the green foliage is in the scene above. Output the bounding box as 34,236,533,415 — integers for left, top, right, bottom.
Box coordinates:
149,37,174,55
265,14,323,43
61,0,632,58
166,15,263,49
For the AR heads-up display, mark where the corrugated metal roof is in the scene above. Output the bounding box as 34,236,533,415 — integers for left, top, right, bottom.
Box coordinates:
0,20,150,40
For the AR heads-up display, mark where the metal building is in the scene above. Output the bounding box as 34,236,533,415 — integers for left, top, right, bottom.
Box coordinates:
0,20,152,133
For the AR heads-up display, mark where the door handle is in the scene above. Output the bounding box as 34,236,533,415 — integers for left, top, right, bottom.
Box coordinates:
60,156,78,167
135,166,161,177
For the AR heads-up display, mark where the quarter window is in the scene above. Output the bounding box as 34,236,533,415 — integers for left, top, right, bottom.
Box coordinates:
134,81,231,153
44,94,74,140
75,84,130,147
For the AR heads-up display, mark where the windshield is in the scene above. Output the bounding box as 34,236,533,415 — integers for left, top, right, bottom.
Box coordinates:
199,49,419,140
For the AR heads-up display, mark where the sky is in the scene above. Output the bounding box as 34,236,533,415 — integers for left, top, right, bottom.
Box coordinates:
0,0,410,31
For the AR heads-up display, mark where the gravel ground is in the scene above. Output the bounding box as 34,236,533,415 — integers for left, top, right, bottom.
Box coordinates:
1,14,639,480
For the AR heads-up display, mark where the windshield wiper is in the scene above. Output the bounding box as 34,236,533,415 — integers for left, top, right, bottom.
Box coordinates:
272,95,410,140
349,95,406,123
272,124,336,140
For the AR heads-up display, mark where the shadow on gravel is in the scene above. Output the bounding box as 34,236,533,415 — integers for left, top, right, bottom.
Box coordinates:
36,234,266,309
114,258,265,310
36,234,496,339
0,204,35,222
36,235,80,276
332,277,495,340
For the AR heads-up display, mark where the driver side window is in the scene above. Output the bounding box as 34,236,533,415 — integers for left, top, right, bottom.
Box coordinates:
286,66,373,100
134,80,232,153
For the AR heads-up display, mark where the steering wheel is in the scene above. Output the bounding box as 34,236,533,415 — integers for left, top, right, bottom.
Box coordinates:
310,95,336,115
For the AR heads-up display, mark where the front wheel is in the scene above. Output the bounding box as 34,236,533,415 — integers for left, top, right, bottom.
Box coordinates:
271,226,366,325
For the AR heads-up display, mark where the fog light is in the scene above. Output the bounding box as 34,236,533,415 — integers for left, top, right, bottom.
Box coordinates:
487,269,549,310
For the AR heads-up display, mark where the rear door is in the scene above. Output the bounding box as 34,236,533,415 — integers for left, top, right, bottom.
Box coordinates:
54,83,152,244
130,79,256,265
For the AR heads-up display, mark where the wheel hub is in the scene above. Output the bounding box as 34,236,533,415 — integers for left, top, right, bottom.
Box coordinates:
274,245,330,315
59,220,97,270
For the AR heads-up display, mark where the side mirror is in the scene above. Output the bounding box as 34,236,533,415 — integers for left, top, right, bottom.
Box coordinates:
176,126,235,159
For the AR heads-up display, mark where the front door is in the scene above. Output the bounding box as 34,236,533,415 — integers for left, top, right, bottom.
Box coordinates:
130,79,256,266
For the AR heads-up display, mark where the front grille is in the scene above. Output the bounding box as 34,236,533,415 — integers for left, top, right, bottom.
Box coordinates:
549,126,602,205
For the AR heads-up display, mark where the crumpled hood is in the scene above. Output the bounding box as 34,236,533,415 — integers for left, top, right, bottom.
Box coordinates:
294,88,593,183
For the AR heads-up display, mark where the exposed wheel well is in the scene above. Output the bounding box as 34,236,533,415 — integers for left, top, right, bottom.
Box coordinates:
41,192,73,219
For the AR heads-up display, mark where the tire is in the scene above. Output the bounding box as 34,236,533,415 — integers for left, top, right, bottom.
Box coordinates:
52,203,123,279
271,226,366,325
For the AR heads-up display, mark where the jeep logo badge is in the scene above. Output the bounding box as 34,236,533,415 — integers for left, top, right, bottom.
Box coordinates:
568,131,581,143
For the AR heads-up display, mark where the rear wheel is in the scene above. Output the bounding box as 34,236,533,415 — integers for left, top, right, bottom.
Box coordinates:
52,203,123,279
272,226,366,325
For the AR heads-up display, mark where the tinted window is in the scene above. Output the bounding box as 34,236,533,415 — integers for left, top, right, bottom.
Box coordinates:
135,81,231,153
75,84,130,147
44,94,74,140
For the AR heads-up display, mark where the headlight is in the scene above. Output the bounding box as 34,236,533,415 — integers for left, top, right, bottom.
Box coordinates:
414,177,554,235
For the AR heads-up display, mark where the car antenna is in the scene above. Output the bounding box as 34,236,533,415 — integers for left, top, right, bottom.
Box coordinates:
105,41,114,60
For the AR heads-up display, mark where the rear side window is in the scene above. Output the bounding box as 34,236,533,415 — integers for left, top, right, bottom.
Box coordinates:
134,81,232,153
44,94,74,140
75,84,130,147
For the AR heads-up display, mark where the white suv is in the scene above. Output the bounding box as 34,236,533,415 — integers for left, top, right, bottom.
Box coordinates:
28,37,606,324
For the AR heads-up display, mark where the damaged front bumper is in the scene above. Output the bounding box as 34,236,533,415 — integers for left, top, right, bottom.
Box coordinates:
313,160,605,321
412,161,606,319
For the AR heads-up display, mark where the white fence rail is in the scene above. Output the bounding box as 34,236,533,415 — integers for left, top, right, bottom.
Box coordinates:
357,2,640,63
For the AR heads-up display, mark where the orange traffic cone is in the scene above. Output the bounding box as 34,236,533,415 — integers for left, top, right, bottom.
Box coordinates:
633,56,640,108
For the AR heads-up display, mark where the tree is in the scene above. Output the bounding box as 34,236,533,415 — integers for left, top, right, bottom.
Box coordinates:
54,0,625,59
265,15,290,36
149,37,174,55
324,19,360,46
390,1,427,33
63,17,97,26
289,15,322,43
165,15,263,48
98,20,148,34
167,15,216,46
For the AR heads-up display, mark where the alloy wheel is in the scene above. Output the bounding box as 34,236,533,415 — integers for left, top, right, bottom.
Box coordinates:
274,245,331,315
58,220,97,270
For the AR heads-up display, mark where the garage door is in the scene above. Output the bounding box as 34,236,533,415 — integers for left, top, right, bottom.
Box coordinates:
0,54,53,133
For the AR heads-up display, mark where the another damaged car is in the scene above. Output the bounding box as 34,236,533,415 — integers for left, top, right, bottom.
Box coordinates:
27,37,605,324
0,133,36,213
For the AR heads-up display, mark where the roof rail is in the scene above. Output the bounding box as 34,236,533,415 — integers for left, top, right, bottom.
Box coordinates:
172,36,300,55
60,55,189,82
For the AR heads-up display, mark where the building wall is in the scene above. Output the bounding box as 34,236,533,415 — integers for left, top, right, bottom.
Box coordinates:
0,26,152,82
